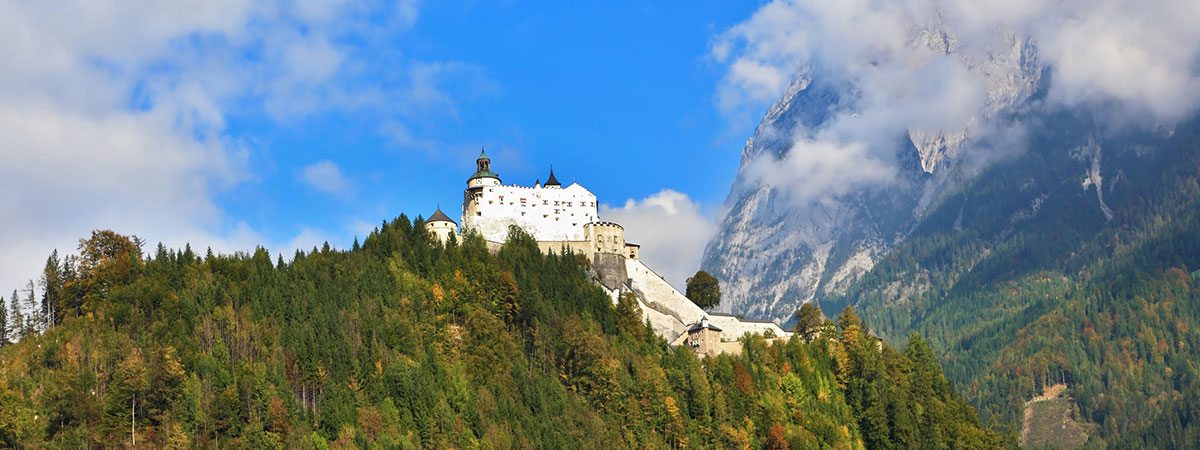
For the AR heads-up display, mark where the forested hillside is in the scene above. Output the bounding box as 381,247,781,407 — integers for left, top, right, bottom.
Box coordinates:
0,219,1002,448
828,113,1200,447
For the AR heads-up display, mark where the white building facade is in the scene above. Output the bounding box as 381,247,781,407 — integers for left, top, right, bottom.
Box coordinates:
461,150,599,243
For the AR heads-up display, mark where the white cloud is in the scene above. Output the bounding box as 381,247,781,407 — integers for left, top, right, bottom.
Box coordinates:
713,0,1200,203
745,137,896,205
301,160,353,197
0,0,466,294
600,190,717,290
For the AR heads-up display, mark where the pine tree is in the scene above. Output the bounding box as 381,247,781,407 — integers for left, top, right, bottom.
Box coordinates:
23,279,39,335
8,291,23,343
0,295,8,346
41,250,63,328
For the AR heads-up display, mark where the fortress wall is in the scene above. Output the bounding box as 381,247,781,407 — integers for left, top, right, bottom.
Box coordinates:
707,315,790,340
593,253,628,291
463,183,598,242
535,240,593,256
601,285,688,338
584,222,626,255
626,258,706,326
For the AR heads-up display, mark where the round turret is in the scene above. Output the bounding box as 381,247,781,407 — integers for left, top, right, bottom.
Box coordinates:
425,207,458,244
583,221,625,255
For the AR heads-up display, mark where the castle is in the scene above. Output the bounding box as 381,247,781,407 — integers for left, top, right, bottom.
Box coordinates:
428,149,640,259
424,149,788,354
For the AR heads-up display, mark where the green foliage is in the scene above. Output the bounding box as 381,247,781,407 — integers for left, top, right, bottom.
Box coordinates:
0,219,1000,448
794,302,825,340
828,113,1200,446
686,270,722,310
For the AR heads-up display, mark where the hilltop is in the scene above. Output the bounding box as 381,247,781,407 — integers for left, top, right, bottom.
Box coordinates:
0,219,1004,448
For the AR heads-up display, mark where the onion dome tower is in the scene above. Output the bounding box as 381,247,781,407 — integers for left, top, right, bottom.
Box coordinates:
468,147,501,188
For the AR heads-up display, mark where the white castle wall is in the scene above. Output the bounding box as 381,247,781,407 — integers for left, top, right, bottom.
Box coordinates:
706,314,789,340
602,285,689,339
626,258,791,342
427,220,457,244
626,259,706,326
462,183,598,243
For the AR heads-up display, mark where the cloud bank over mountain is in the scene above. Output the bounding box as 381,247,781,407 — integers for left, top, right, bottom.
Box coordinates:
712,0,1200,204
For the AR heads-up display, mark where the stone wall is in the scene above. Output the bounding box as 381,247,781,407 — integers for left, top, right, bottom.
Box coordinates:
626,258,706,326
592,253,628,291
535,240,593,256
707,314,789,340
584,222,625,255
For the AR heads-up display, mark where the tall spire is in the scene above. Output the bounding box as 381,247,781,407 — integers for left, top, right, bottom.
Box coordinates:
478,146,488,160
545,166,561,187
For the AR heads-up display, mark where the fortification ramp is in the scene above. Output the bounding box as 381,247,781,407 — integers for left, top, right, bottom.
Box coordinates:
626,259,706,326
601,285,687,339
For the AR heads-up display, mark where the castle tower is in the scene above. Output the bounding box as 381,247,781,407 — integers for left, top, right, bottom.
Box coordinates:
467,148,501,189
425,207,458,244
583,221,625,255
461,150,599,243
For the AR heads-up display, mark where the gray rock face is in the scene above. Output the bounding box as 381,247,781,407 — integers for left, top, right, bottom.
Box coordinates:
702,29,1042,322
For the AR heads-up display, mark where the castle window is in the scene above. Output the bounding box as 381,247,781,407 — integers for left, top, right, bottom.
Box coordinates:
477,212,482,216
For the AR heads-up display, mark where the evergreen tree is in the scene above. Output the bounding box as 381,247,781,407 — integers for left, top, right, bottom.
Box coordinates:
7,291,23,343
22,280,39,336
41,250,63,329
0,295,8,346
0,227,1001,448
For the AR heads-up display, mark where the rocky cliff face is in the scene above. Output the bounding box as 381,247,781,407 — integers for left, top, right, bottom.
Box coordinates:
702,30,1042,322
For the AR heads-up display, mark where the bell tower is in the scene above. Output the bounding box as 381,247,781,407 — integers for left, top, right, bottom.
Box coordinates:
467,147,501,189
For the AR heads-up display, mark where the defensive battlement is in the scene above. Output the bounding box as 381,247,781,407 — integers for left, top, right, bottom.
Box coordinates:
485,182,581,191
584,221,623,229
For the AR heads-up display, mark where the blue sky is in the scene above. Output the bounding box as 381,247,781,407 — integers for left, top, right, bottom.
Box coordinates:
224,2,764,243
0,1,771,292
5,0,1198,294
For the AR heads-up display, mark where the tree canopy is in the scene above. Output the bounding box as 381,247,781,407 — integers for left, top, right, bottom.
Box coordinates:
0,223,1002,448
685,270,721,310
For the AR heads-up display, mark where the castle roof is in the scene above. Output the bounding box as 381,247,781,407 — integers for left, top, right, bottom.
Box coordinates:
428,207,456,224
469,147,500,181
688,318,722,333
545,167,561,187
469,169,500,181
